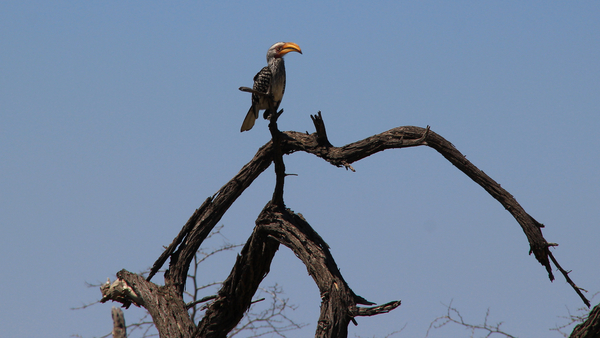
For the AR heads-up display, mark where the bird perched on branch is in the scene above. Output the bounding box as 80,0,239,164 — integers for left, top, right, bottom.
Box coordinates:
240,42,302,132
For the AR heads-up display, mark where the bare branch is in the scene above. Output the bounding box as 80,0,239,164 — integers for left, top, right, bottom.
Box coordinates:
111,307,127,338
549,252,590,307
102,110,588,337
101,270,195,338
194,214,281,337
281,125,430,167
354,301,402,317
100,278,144,309
257,203,400,337
426,301,517,338
310,111,333,148
151,140,275,294
148,198,212,282
186,295,217,310
268,108,286,207
279,116,587,305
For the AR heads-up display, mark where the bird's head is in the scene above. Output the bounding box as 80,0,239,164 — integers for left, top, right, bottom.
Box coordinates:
267,42,302,60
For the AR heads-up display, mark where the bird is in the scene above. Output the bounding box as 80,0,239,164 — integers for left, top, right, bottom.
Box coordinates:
240,42,302,132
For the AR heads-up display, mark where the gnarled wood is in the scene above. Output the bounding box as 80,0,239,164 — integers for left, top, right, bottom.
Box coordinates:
194,214,281,338
102,112,587,338
282,124,554,282
147,141,275,294
258,203,383,338
101,270,195,338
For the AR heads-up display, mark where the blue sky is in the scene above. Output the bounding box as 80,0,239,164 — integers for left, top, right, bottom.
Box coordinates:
1,1,599,337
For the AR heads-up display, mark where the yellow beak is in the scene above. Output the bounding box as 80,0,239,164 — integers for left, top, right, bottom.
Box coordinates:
277,42,302,57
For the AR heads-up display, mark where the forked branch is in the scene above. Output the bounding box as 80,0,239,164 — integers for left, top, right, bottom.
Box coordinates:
106,111,588,338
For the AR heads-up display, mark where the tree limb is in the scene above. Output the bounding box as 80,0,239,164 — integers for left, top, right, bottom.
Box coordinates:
111,111,588,338
101,270,195,338
194,209,281,338
355,301,403,317
147,140,275,294
258,203,400,338
280,118,588,306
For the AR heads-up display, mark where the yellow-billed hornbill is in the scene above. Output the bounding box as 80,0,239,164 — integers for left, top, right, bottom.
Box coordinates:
241,42,302,132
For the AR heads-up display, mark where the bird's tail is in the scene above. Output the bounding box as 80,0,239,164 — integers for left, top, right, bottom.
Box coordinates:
240,106,258,132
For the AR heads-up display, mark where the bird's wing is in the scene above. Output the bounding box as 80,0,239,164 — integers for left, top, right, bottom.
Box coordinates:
241,67,271,132
252,66,272,104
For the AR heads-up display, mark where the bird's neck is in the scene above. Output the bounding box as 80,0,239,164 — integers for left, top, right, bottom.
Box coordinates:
269,57,285,73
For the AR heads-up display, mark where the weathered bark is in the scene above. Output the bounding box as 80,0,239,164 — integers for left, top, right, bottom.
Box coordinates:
257,204,400,338
101,270,196,338
111,307,126,338
100,111,587,338
147,141,275,293
196,200,400,338
280,113,588,306
194,215,281,337
283,119,554,280
570,304,600,338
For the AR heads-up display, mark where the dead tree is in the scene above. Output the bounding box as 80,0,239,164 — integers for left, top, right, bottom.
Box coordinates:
100,98,590,337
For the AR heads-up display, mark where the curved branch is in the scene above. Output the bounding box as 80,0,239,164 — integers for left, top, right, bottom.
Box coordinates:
425,129,554,279
281,124,430,167
135,111,588,338
195,216,280,338
259,204,374,305
197,201,400,338
280,117,587,305
282,125,552,266
148,141,276,293
147,197,212,282
257,203,400,338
